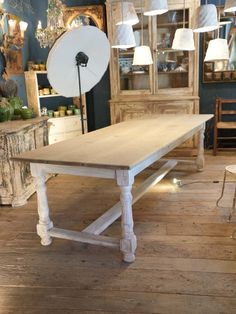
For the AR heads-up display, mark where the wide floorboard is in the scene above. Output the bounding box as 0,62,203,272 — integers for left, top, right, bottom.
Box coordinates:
0,152,236,314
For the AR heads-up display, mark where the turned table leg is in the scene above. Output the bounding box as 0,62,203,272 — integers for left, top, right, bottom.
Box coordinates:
196,125,205,172
116,170,137,263
31,164,53,246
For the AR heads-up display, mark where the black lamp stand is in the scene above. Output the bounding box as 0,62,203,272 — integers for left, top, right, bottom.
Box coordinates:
76,51,89,134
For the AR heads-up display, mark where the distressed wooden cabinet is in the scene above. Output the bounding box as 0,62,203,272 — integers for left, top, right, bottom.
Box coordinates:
106,0,200,153
24,71,87,144
0,117,48,206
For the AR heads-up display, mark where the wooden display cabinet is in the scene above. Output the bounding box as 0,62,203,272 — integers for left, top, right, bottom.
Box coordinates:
106,0,200,154
24,71,87,144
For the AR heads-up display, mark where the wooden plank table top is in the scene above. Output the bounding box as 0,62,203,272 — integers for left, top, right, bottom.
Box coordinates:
13,114,213,170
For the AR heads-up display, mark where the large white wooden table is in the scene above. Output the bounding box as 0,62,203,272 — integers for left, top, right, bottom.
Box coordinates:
13,114,213,262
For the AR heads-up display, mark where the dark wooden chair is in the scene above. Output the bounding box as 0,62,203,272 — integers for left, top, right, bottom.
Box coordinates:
213,98,236,155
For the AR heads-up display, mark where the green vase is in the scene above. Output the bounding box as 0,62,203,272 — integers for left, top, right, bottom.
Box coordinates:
21,108,33,119
0,106,10,122
9,96,23,115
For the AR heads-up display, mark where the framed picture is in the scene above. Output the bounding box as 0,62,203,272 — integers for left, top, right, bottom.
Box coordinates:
5,49,23,75
64,5,105,31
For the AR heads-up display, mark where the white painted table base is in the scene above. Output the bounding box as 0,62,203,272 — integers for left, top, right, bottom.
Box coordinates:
31,160,177,262
13,115,213,262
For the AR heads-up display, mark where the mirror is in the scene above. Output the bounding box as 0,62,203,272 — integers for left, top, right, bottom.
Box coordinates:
64,5,105,31
203,6,236,83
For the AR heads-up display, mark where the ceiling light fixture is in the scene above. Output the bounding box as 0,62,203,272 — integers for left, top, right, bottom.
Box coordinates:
204,7,229,62
224,0,236,12
172,0,195,51
193,2,218,33
204,38,229,62
133,0,153,65
112,0,136,49
144,0,168,16
115,1,139,25
35,0,66,48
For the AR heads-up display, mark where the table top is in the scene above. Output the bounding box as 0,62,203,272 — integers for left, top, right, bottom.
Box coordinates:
13,114,213,170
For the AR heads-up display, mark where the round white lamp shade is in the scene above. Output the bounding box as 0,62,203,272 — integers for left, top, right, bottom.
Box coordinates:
115,2,139,26
204,38,229,62
193,4,218,33
172,28,195,51
132,46,153,65
224,0,236,12
112,24,136,49
47,26,110,97
144,0,168,16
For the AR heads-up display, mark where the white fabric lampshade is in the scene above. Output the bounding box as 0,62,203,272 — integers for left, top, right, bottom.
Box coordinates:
47,26,110,97
172,28,195,51
132,46,153,65
112,24,136,49
115,2,139,26
204,38,229,62
144,0,168,16
193,4,218,33
224,0,236,12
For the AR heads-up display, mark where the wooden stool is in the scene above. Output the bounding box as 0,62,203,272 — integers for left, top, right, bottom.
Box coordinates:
216,165,236,222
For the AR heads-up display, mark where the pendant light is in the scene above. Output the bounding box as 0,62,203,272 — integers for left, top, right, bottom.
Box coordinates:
115,2,139,25
172,0,195,51
133,0,153,65
112,24,136,48
144,0,168,16
193,1,218,33
204,38,229,61
204,7,229,62
112,0,136,49
224,0,236,12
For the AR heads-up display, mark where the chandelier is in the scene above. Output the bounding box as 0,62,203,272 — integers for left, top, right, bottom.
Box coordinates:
35,0,66,48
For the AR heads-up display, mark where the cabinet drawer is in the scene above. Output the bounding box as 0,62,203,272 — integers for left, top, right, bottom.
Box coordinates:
64,130,82,140
64,116,81,132
48,116,83,135
48,133,67,144
48,118,65,135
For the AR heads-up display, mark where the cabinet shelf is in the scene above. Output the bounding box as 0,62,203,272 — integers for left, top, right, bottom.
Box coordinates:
31,71,47,74
24,70,87,144
119,51,134,56
158,71,188,74
156,47,183,53
39,94,60,98
122,72,148,76
157,21,189,28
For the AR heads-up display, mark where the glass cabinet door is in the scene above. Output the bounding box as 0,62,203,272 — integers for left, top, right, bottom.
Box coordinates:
155,9,190,90
118,12,151,92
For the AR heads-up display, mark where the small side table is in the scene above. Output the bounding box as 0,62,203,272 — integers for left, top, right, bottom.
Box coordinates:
0,117,48,206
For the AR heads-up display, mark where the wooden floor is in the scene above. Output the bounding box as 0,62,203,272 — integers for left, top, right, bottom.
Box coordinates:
0,152,236,314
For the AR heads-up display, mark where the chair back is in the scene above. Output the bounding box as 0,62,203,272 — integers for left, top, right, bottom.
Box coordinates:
215,98,236,123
